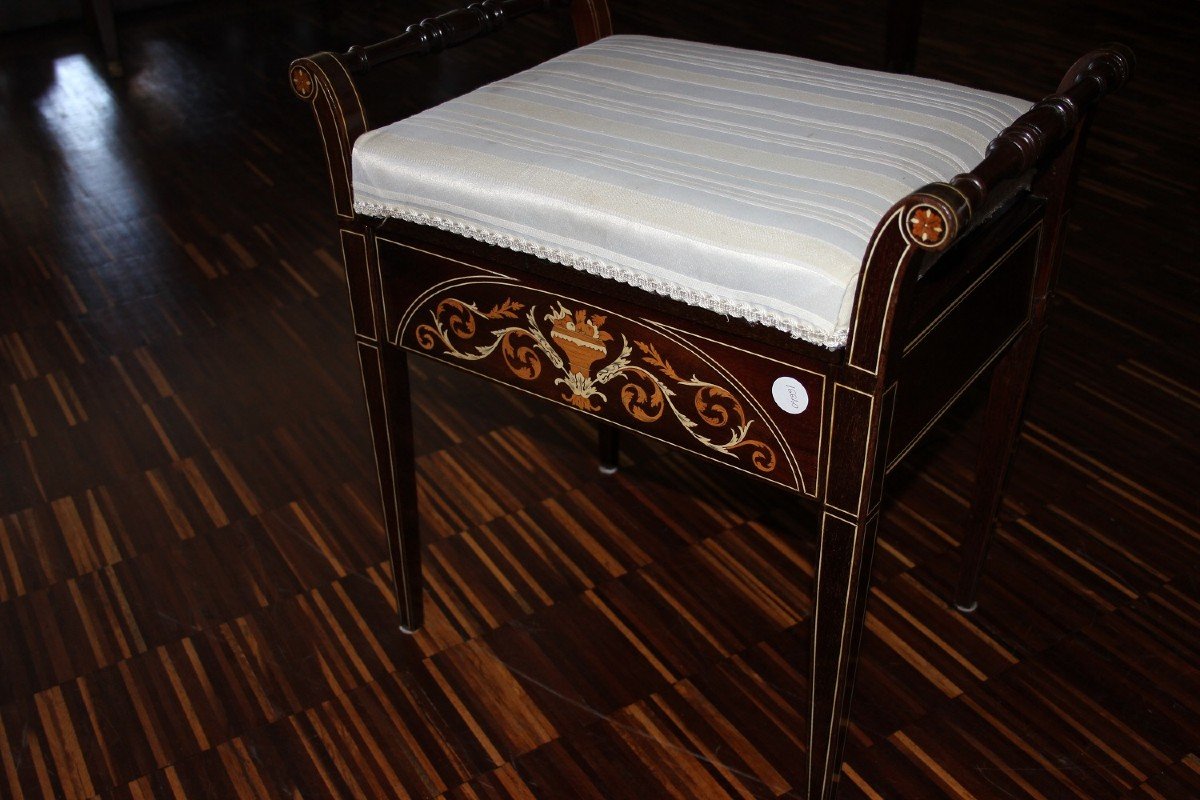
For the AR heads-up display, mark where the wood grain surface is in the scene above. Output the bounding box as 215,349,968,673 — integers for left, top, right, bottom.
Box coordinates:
0,0,1196,798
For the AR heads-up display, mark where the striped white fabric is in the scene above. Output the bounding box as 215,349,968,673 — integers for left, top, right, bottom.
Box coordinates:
352,35,1029,347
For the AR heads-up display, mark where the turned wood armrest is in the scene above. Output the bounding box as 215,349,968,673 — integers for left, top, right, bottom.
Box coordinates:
845,45,1134,376
902,45,1136,254
288,0,612,220
339,0,610,74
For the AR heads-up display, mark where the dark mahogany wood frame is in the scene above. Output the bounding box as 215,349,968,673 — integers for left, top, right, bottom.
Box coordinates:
289,3,1131,797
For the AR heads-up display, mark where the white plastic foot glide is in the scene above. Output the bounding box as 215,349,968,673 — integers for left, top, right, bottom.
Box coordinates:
955,601,978,614
599,464,619,475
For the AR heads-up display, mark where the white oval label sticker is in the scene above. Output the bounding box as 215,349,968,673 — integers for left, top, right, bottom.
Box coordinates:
772,376,809,415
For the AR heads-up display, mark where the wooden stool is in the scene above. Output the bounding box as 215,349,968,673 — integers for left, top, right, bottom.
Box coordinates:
290,3,1131,796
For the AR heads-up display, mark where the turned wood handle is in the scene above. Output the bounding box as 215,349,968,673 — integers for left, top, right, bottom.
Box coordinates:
902,44,1135,251
343,0,570,73
846,44,1133,375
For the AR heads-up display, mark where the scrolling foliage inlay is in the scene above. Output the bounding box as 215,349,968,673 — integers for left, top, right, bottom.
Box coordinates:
414,296,777,473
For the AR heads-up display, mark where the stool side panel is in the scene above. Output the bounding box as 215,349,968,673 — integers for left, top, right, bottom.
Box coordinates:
887,222,1042,468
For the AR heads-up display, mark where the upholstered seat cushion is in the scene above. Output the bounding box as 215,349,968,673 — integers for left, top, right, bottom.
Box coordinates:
352,35,1029,347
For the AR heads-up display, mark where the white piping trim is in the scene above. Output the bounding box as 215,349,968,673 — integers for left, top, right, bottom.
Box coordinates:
354,199,850,349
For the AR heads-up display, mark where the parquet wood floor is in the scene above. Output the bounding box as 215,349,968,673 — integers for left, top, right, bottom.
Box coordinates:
0,1,1196,797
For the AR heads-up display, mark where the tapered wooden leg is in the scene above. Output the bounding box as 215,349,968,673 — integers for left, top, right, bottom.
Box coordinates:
808,510,880,800
82,0,122,76
358,342,424,632
341,223,424,632
598,421,620,474
808,384,893,800
954,330,1039,612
